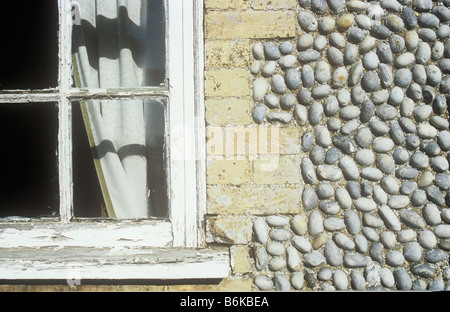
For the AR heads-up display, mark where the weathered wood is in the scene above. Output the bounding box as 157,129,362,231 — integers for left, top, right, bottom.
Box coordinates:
0,246,230,281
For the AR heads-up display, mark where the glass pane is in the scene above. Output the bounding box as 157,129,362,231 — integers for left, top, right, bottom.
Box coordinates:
0,1,58,89
0,103,59,218
72,99,168,218
72,0,166,88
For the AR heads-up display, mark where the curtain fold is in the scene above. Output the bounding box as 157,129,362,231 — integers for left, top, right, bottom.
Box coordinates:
72,0,151,218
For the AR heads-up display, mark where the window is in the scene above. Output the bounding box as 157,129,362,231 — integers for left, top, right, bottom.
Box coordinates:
0,0,229,282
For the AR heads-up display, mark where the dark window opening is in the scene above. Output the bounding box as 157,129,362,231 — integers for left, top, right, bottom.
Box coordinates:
0,103,59,218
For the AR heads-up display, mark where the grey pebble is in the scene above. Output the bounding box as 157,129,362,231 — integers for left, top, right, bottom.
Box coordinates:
316,165,343,181
290,272,305,290
279,41,293,55
344,210,361,235
317,267,333,281
360,99,375,123
280,94,297,110
333,135,358,154
376,105,397,121
395,167,419,179
387,252,405,268
302,158,317,184
339,155,360,180
377,43,393,64
348,27,366,44
267,112,292,123
344,44,359,65
316,182,334,199
381,176,399,195
361,71,380,92
254,275,273,290
412,64,427,85
264,94,279,109
373,137,395,153
285,69,301,90
254,245,268,271
310,146,324,165
425,249,447,263
397,229,416,243
399,210,426,229
311,84,331,99
423,203,442,225
298,49,321,64
378,204,401,231
315,61,331,84
333,269,349,290
302,132,315,152
347,181,361,199
309,101,323,126
264,43,281,60
252,103,266,124
381,231,397,249
324,217,346,232
410,152,429,170
297,88,312,106
371,24,391,39
364,213,384,228
394,268,412,290
390,34,405,53
273,272,291,291
336,186,353,209
303,250,326,267
427,185,445,206
394,68,412,88
292,235,312,253
363,226,379,241
324,240,343,266
370,119,390,136
325,148,341,165
435,173,450,190
298,12,318,32
411,189,427,206
418,28,437,42
426,65,442,86
400,181,417,195
390,121,405,145
343,253,370,268
418,13,440,28
355,197,377,212
271,74,286,94
419,230,438,249
270,228,292,242
327,47,344,66
402,7,417,29
369,242,384,264
411,263,435,278
355,234,369,254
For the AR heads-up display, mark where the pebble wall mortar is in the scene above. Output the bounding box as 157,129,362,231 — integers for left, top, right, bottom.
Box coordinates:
249,0,450,291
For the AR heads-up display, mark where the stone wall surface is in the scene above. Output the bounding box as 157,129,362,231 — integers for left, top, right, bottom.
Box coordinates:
205,0,450,291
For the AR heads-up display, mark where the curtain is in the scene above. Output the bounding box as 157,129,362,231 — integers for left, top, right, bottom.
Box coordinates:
72,0,161,218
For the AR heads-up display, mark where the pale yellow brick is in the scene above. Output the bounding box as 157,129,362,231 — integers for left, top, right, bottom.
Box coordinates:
205,70,250,97
206,40,251,69
251,0,298,10
207,185,302,214
206,125,301,157
207,217,253,244
230,245,252,273
205,0,249,10
167,278,253,291
207,158,252,185
205,11,296,39
253,155,301,184
206,98,252,126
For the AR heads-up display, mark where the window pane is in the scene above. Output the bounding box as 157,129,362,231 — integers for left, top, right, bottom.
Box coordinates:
72,0,166,88
72,99,168,218
0,1,58,90
0,103,59,218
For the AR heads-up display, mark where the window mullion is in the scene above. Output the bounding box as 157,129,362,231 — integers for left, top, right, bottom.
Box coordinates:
58,0,74,223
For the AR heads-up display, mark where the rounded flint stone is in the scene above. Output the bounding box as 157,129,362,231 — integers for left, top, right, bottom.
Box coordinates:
371,24,391,39
344,253,370,268
402,7,417,29
333,135,357,154
264,43,281,60
327,47,344,66
324,240,343,266
253,217,268,244
270,228,292,242
336,186,352,209
302,132,314,151
345,210,361,235
399,210,426,229
298,12,318,32
298,49,321,64
285,69,301,90
316,164,343,181
309,101,323,126
302,158,317,184
378,204,401,231
361,71,380,92
271,74,286,94
252,103,266,123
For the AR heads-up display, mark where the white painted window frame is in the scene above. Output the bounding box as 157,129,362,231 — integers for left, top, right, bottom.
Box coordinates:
0,0,229,282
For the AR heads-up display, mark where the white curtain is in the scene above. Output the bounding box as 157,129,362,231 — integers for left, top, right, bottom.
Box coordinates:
72,0,154,218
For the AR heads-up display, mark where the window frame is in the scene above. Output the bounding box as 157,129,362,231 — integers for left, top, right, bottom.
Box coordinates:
0,0,229,282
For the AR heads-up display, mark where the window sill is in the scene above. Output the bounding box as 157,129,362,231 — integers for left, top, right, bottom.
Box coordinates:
0,221,230,281
0,246,230,282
